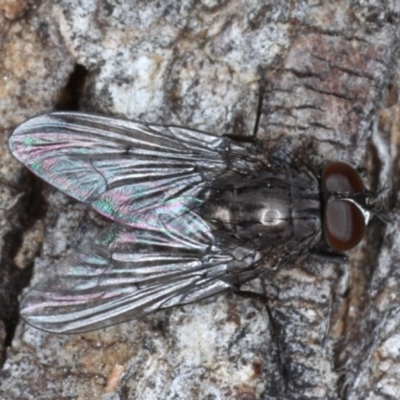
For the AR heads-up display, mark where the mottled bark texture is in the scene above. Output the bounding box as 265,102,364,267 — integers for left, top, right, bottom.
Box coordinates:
0,1,399,399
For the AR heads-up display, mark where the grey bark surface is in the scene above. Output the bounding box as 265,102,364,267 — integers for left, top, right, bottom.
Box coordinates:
0,1,399,399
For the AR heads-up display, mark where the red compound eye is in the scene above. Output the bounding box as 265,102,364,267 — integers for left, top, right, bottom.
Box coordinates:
323,162,364,193
322,162,366,252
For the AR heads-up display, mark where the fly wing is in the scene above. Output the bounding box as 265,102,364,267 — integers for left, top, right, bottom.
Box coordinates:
9,112,255,227
20,207,262,333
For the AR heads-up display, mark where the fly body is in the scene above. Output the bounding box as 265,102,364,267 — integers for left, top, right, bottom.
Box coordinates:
8,112,385,333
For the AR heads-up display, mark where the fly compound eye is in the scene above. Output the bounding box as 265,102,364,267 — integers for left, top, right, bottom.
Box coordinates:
323,162,364,193
325,200,366,251
323,162,366,252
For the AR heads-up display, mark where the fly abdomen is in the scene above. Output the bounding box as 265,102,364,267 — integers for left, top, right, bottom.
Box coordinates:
201,171,321,251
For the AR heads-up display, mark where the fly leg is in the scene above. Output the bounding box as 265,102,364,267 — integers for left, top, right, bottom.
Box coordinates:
310,246,348,262
233,287,289,391
224,67,266,143
250,66,266,141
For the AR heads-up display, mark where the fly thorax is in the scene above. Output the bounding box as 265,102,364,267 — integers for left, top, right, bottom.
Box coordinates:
201,175,321,249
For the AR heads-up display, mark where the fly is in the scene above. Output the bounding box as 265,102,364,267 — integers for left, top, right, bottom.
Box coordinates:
8,111,386,333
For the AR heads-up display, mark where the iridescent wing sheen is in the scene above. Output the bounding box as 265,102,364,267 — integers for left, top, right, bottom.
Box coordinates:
20,208,262,333
9,112,255,227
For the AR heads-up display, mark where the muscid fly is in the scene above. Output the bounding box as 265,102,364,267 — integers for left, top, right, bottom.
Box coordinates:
9,112,385,333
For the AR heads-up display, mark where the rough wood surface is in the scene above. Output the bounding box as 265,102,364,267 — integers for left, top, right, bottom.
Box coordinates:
0,1,399,399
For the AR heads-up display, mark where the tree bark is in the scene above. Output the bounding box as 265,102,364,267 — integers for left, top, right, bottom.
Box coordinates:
0,1,399,399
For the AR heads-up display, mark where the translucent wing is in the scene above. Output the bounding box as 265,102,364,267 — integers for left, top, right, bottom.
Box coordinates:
9,112,256,227
20,207,262,333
